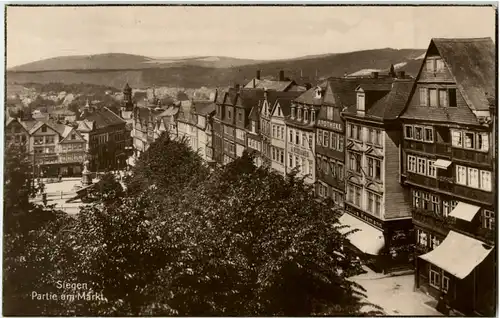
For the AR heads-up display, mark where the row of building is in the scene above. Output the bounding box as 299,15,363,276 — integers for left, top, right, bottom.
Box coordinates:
5,102,129,177
6,36,494,315
127,37,496,316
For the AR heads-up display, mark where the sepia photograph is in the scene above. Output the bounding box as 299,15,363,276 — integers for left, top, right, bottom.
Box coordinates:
3,4,497,316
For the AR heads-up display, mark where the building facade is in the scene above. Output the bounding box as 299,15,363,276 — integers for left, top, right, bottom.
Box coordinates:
285,85,323,184
77,107,128,172
341,75,415,272
400,38,495,316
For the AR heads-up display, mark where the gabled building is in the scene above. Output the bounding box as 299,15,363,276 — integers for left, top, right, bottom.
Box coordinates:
266,91,303,175
341,75,415,272
5,117,31,152
399,37,495,316
153,106,179,140
193,101,216,163
213,85,265,165
285,85,325,183
245,99,264,167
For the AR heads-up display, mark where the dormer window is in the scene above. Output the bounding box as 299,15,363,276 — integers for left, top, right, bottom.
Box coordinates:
298,108,302,120
311,110,316,123
304,110,309,122
291,107,296,118
251,121,256,133
314,87,322,99
357,92,365,114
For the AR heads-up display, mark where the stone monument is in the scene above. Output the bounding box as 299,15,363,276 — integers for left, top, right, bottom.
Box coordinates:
81,158,92,186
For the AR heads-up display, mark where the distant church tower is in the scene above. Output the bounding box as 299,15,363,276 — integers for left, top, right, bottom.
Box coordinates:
121,83,134,120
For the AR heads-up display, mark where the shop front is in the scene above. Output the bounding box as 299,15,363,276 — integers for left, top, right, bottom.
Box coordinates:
416,230,494,315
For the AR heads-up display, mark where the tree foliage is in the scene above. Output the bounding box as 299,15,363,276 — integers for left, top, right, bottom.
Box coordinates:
4,136,380,316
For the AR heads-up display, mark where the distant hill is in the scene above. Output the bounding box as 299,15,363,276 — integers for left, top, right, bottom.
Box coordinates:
8,53,266,72
7,48,426,89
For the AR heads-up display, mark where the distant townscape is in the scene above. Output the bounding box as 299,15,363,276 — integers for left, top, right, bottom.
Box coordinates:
5,37,495,316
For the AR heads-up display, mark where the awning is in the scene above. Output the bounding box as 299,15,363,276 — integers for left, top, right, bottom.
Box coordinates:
449,202,481,222
419,230,493,279
338,213,385,255
434,159,452,169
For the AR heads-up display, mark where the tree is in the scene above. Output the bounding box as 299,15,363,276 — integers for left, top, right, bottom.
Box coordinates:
148,151,380,316
3,144,69,315
125,133,209,197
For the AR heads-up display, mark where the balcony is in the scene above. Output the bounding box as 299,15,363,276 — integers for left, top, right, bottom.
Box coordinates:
435,143,452,157
452,148,492,167
407,172,437,188
412,208,454,236
317,170,344,191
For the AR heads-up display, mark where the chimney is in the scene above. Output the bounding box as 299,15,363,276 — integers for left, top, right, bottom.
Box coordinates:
253,78,256,88
279,70,285,81
397,71,406,78
371,71,379,79
256,70,261,80
234,83,240,91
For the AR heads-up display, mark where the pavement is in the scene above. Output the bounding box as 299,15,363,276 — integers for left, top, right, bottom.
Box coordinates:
349,266,442,316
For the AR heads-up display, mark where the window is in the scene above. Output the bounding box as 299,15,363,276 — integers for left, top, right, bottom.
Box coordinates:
483,210,494,230
290,130,294,143
436,59,445,71
449,89,457,107
417,157,426,175
407,155,416,173
34,136,44,145
311,110,316,123
417,229,427,246
456,165,467,185
426,59,434,71
323,131,329,147
295,131,299,145
415,127,423,140
357,126,362,141
431,195,440,214
288,153,293,168
480,171,492,191
413,190,421,209
304,110,309,122
272,126,276,138
477,133,489,151
419,88,428,106
375,159,381,180
317,130,322,145
424,128,434,142
427,160,436,178
308,160,313,175
251,121,256,133
353,185,362,206
368,157,374,177
331,133,337,150
452,130,463,147
376,130,382,146
236,129,245,140
228,110,232,120
369,129,375,144
41,126,47,133
308,135,313,148
468,168,479,188
347,124,351,138
291,107,296,118
423,193,431,210
429,265,441,289
464,132,474,149
298,109,302,120
442,274,450,294
429,89,438,107
367,191,382,217
327,106,334,120
439,89,448,107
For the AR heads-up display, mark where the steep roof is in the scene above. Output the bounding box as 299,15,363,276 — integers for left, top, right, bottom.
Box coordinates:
83,107,125,129
233,89,266,109
344,80,414,121
244,79,294,91
270,91,304,116
193,101,216,116
431,37,495,111
294,82,328,106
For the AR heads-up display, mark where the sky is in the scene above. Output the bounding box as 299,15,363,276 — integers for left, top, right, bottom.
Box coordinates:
6,5,497,68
